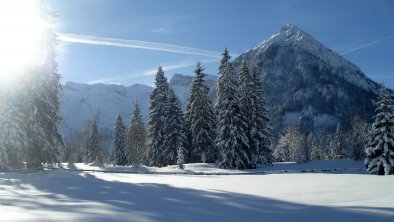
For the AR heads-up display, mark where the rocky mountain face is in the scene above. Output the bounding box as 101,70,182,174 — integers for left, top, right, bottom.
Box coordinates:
233,24,379,134
60,24,383,145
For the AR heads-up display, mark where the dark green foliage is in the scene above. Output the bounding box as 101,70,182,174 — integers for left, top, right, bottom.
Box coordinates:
112,114,127,166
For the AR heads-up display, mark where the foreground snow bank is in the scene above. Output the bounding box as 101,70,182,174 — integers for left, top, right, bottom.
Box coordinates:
63,159,366,175
0,169,393,222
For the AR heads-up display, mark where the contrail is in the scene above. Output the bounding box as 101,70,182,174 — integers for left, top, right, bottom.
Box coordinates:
57,33,223,58
87,58,218,84
340,34,394,55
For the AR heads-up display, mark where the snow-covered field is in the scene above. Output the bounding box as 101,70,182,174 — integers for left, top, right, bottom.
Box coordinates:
1,160,393,222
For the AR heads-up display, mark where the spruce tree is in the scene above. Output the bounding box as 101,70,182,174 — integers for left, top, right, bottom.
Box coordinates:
239,61,256,167
239,61,274,167
24,34,63,168
163,88,185,166
332,122,344,159
0,92,26,169
147,67,170,167
88,119,103,164
185,62,216,163
112,114,127,166
308,132,321,160
126,103,147,166
349,116,368,160
215,49,250,169
252,65,274,165
365,85,394,175
274,125,306,163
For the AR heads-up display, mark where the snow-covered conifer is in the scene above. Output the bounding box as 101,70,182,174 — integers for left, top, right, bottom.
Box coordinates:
147,67,169,166
0,93,26,169
348,116,368,160
24,34,63,168
185,62,216,163
215,50,250,169
163,88,185,166
308,133,321,160
88,119,103,164
274,125,306,163
365,85,394,175
249,63,273,165
332,123,344,159
112,114,127,166
126,103,147,166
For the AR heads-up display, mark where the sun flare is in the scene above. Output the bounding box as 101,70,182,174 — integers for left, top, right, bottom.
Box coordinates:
0,0,49,82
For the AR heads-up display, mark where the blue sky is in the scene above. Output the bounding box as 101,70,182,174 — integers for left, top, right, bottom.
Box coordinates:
47,0,394,88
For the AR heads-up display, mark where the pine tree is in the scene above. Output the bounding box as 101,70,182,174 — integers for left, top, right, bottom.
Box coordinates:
348,115,368,160
239,61,256,166
163,88,185,166
218,48,231,75
24,34,63,168
0,5,63,169
215,50,250,169
112,114,127,166
147,67,170,167
0,92,26,169
240,62,274,167
274,125,306,163
253,67,274,165
185,62,216,163
308,132,321,160
332,122,344,159
88,119,103,164
126,103,147,166
365,85,394,175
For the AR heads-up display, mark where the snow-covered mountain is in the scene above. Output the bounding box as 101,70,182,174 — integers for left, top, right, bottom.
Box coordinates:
60,74,217,142
60,23,383,143
233,23,380,133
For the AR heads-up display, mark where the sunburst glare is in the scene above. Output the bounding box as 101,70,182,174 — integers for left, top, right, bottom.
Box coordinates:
0,0,49,83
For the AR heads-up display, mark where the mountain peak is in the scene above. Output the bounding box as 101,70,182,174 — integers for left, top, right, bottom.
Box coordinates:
279,23,304,34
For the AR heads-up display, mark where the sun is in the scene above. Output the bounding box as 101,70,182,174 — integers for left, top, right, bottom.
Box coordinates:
0,0,49,82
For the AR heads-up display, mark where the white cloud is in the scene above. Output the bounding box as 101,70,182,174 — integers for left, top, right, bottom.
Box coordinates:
57,33,222,58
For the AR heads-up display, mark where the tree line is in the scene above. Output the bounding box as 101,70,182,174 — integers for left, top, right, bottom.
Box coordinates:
1,45,393,175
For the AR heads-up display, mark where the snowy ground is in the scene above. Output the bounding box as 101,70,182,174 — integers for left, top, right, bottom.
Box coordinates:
64,159,365,175
1,160,393,222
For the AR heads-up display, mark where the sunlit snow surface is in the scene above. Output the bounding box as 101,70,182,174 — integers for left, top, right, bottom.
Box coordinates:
1,160,393,222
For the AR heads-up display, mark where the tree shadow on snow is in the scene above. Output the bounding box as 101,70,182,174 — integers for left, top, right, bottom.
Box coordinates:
0,170,393,222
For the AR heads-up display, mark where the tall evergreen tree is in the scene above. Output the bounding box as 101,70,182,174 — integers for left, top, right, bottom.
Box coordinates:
239,61,256,166
185,62,216,163
365,85,394,175
0,92,26,169
274,125,306,163
88,119,103,164
218,48,231,75
239,61,273,167
0,4,63,169
126,103,147,166
24,34,63,168
112,114,127,166
215,50,250,169
332,122,344,159
147,67,170,167
308,132,321,160
163,88,186,165
348,115,368,160
252,65,274,165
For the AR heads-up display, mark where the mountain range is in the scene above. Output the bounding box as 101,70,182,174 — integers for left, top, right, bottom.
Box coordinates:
60,24,382,145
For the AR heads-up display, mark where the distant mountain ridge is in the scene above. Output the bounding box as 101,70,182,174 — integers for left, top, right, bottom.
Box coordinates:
60,24,383,144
